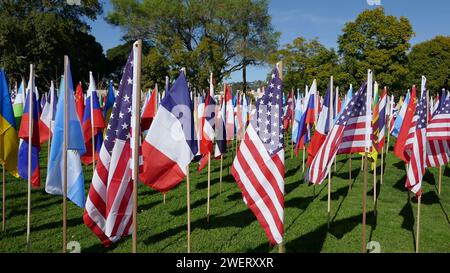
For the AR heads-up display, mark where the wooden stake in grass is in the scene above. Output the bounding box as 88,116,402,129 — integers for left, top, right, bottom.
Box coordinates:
2,166,5,231
416,195,421,253
362,69,373,253
131,40,143,253
186,164,191,253
276,61,285,254
349,156,352,190
26,64,34,251
163,193,166,204
302,146,305,173
438,165,442,195
219,155,223,194
327,75,333,229
373,160,377,205
380,146,384,185
206,152,211,222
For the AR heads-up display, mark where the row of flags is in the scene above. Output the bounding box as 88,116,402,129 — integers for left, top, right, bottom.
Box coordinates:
1,44,449,250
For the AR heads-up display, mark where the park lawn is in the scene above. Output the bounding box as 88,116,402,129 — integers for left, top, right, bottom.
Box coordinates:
0,137,449,253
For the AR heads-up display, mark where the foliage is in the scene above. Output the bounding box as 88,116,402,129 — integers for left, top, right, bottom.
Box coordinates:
408,36,450,94
270,37,343,93
337,7,414,96
107,0,279,91
0,0,108,91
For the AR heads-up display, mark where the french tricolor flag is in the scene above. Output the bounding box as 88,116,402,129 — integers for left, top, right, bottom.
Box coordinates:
140,70,198,192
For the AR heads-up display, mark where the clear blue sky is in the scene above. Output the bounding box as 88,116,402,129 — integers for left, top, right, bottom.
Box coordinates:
88,0,450,82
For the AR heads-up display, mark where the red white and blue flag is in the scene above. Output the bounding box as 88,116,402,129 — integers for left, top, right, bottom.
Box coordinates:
308,81,371,184
84,43,142,246
198,92,216,172
404,78,428,197
18,83,41,188
39,80,58,144
231,67,285,246
140,70,198,192
81,73,105,165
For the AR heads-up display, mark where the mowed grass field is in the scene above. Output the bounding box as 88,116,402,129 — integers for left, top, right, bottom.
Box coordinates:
0,137,449,253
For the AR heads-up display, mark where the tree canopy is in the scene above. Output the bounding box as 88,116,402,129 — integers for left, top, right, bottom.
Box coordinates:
337,7,414,95
408,36,450,93
107,0,279,91
0,0,108,91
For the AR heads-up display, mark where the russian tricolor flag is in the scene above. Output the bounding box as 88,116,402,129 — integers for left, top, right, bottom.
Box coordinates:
81,72,105,165
294,80,316,155
18,86,41,188
140,70,198,192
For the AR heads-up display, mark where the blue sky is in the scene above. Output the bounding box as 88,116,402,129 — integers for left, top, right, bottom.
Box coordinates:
88,0,450,82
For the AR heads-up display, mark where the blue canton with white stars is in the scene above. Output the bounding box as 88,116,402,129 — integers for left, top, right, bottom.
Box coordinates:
433,97,450,116
416,91,428,130
103,49,134,154
335,82,368,126
251,69,284,156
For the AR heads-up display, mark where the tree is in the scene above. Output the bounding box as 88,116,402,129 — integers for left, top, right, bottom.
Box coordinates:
337,7,414,94
0,0,108,91
107,0,278,90
408,36,450,93
270,37,341,93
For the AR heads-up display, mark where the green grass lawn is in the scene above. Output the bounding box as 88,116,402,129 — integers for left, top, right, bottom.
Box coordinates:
0,137,449,253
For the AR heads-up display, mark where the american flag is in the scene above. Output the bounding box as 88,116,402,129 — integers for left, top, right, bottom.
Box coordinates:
309,82,369,184
405,90,428,197
426,95,450,167
231,68,285,245
84,44,140,246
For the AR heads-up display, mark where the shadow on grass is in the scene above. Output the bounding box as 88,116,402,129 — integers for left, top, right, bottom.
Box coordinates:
393,175,407,192
320,186,350,202
143,209,256,246
399,193,416,250
7,199,62,219
170,193,220,216
5,217,84,238
248,211,376,252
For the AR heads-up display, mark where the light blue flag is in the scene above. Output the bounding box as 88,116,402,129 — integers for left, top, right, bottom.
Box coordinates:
292,90,303,143
45,59,87,208
392,91,410,138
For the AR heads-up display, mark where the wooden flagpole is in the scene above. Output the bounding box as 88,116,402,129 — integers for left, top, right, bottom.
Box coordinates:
291,89,294,159
362,70,373,253
90,72,96,172
47,121,51,161
373,159,377,204
302,146,305,173
438,166,442,195
187,165,191,253
380,146,384,185
207,152,211,222
26,64,34,251
349,156,352,190
276,61,285,253
219,155,223,194
62,58,69,253
2,166,5,231
362,152,368,253
416,195,421,253
327,76,333,229
163,193,166,204
132,40,142,253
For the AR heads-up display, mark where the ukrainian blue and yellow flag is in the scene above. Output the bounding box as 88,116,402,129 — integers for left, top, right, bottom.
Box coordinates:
0,69,19,177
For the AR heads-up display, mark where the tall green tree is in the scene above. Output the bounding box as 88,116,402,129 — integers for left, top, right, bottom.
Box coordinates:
408,36,450,93
271,37,341,92
107,0,278,90
0,0,108,91
337,7,414,94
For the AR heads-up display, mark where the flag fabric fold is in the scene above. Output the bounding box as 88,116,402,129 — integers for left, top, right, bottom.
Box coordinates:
45,59,87,208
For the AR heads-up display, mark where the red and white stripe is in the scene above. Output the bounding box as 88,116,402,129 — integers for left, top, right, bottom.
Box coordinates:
336,115,367,154
231,126,284,245
83,141,133,246
426,139,450,167
404,114,426,196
